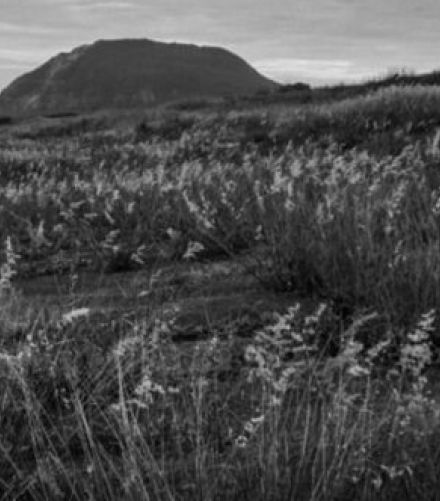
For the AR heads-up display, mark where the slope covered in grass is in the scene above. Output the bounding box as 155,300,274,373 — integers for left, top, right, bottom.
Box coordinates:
1,85,440,499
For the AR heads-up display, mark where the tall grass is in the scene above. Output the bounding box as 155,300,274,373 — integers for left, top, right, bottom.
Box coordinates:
1,85,440,499
273,85,440,148
1,278,439,499
179,137,440,328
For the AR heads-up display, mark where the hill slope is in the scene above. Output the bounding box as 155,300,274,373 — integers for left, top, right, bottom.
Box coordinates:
0,39,276,116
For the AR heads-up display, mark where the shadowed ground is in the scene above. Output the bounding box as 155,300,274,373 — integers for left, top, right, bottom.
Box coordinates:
12,259,302,344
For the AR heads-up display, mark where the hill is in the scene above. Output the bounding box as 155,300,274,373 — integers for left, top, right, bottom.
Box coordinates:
240,69,440,107
0,38,276,116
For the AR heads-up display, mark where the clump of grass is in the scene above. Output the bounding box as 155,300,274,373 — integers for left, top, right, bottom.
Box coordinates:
0,236,28,337
1,300,439,500
0,236,18,294
183,135,440,326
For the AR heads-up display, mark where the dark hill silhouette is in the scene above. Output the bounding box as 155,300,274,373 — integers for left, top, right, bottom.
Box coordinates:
0,39,276,116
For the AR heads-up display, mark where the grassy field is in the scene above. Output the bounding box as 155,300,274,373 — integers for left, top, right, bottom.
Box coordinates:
1,85,440,500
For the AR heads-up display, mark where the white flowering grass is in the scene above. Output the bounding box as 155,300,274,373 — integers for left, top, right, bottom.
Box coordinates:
0,236,19,294
61,307,91,324
1,285,440,501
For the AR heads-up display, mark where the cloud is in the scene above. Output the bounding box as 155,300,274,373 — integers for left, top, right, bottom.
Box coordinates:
254,58,380,84
0,62,31,70
69,1,136,10
0,21,60,35
0,48,56,64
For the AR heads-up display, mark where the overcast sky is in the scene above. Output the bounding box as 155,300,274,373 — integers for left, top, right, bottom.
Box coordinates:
1,0,439,90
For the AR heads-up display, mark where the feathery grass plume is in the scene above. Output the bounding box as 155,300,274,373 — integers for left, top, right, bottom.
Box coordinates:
0,236,19,294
